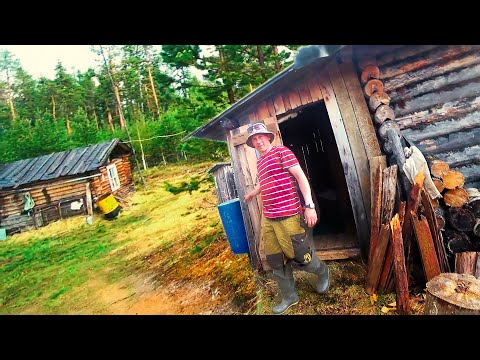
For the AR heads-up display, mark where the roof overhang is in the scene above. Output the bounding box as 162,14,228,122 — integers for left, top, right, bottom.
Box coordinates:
183,45,346,143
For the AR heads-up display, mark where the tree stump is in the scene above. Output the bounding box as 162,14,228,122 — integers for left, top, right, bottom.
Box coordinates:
425,273,480,315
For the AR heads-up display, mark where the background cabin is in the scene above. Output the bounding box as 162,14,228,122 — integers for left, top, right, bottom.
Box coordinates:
0,139,133,235
187,45,480,273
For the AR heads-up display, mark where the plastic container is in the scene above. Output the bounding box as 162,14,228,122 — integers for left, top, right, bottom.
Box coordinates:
217,198,249,254
96,193,121,219
0,228,6,241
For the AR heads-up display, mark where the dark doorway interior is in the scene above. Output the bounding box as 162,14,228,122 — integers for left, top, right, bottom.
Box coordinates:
279,102,358,254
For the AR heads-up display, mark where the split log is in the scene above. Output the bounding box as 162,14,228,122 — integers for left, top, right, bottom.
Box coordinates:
432,178,445,193
421,190,450,272
473,219,480,237
361,65,380,84
436,213,446,230
442,170,465,189
378,120,401,141
368,156,385,265
402,170,426,272
455,252,480,278
444,187,469,207
369,91,391,112
412,215,441,281
468,199,480,217
425,273,480,315
374,105,395,126
390,214,410,315
445,229,473,254
430,160,450,179
358,57,376,70
364,79,384,98
365,224,390,295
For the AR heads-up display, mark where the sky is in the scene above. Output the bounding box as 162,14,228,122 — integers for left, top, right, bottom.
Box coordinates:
0,45,100,79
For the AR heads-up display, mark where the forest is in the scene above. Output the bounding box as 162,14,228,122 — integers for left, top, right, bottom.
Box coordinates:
0,45,300,167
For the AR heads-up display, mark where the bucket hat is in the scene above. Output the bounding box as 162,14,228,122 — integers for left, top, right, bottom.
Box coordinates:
246,122,275,148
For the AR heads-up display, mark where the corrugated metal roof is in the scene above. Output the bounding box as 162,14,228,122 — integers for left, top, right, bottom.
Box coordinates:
0,139,131,190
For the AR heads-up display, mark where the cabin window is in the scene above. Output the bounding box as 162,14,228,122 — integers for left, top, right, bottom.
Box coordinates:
106,164,120,191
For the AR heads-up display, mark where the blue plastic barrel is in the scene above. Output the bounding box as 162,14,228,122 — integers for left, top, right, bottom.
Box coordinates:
217,198,249,254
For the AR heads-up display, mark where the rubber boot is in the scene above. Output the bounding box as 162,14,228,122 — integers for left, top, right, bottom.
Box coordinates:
271,267,299,315
301,254,330,294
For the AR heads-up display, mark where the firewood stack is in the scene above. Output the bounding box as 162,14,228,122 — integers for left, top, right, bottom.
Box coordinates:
358,57,480,314
430,159,480,278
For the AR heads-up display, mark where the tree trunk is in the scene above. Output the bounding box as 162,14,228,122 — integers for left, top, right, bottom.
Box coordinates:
272,45,281,72
66,115,72,135
425,273,480,314
6,69,15,121
113,85,126,129
147,65,160,117
93,108,99,130
107,111,114,132
99,45,126,129
256,45,266,80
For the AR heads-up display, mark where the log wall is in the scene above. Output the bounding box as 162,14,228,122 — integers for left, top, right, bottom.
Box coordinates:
90,156,134,200
361,45,480,189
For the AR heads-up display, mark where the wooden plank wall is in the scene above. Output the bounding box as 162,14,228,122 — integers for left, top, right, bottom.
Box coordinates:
212,165,237,204
238,75,324,125
364,45,480,189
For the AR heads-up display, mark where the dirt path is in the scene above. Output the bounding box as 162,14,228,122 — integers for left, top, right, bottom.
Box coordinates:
89,273,242,315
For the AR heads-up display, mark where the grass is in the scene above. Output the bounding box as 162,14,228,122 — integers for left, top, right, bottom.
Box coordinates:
0,161,426,315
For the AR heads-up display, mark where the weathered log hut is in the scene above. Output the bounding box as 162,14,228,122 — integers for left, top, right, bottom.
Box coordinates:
0,139,133,235
186,45,480,272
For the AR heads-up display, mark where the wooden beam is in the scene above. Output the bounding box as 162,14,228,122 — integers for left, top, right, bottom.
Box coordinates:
390,214,411,315
365,224,390,295
368,156,385,264
412,214,441,281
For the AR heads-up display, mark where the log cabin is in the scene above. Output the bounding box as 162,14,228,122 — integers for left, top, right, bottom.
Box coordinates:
186,45,480,272
0,139,134,235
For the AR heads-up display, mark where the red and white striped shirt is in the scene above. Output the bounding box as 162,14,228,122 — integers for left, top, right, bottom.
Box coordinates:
257,146,302,218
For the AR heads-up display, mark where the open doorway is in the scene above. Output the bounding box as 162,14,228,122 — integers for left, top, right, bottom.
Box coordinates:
278,102,359,255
